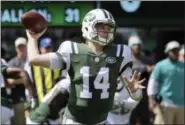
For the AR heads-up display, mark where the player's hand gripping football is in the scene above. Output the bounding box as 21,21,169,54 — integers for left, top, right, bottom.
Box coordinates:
26,28,47,41
123,71,146,93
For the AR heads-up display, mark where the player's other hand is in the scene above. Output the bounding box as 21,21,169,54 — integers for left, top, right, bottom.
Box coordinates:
123,71,146,93
26,28,47,41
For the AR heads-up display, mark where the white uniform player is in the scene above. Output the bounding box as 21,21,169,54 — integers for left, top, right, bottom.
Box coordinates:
25,76,70,124
1,59,14,124
24,60,70,124
107,78,140,124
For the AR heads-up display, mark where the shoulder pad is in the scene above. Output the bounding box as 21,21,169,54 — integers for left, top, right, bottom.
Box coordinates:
115,44,132,60
57,41,73,54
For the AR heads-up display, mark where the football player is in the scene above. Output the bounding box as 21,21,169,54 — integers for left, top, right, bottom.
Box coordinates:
26,9,145,124
107,78,140,124
1,59,36,124
1,59,13,124
26,77,70,124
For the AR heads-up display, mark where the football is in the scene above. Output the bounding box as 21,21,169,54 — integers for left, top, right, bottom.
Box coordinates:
21,11,48,34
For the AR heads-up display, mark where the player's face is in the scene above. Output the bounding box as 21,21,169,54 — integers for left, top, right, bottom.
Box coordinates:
168,48,180,61
131,44,141,55
95,23,113,39
16,44,27,57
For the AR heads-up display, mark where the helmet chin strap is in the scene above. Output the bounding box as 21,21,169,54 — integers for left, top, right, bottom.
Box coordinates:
87,32,114,46
97,33,113,45
98,36,108,44
91,39,107,46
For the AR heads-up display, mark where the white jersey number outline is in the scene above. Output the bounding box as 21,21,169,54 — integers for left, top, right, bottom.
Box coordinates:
80,66,110,99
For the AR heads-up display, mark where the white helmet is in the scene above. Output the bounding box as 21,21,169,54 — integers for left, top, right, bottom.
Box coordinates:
82,9,116,46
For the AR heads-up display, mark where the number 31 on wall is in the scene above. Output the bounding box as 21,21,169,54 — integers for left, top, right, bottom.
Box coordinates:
120,1,141,13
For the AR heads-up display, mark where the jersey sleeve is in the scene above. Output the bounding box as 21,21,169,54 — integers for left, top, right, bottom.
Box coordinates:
118,45,133,77
147,63,161,96
150,63,161,82
51,41,72,70
120,87,139,109
118,45,142,100
41,77,71,103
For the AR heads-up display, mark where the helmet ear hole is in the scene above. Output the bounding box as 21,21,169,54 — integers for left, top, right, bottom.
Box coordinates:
85,27,88,31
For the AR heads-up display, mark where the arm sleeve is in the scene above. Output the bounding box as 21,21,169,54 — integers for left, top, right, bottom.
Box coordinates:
150,63,161,82
55,78,71,93
147,78,159,96
60,70,70,79
119,45,133,76
1,59,8,66
41,78,71,103
49,53,63,70
51,41,72,70
122,97,139,109
147,64,161,96
118,86,139,110
119,45,142,100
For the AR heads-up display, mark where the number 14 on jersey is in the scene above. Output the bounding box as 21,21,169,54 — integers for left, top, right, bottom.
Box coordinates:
80,66,110,99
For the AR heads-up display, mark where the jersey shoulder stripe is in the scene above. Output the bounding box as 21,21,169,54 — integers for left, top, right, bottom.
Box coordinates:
121,45,132,60
116,44,121,57
71,42,79,54
116,44,131,58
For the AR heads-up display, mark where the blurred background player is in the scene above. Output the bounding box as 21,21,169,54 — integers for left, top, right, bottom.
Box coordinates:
107,78,140,124
128,35,154,124
1,59,36,124
24,37,67,124
179,44,184,62
25,75,70,124
1,59,13,124
147,41,184,124
7,37,28,124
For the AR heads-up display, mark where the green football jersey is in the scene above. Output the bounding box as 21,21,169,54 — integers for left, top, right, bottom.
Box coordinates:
56,41,133,124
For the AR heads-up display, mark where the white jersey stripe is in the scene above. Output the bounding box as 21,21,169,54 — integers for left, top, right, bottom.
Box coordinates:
73,42,79,54
116,44,121,57
122,45,132,59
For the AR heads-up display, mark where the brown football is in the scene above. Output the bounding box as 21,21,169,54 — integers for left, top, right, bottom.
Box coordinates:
21,11,48,34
